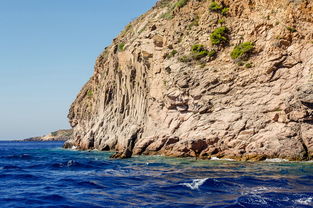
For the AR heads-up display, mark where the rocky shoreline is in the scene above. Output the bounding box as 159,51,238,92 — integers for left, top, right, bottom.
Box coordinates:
64,0,313,161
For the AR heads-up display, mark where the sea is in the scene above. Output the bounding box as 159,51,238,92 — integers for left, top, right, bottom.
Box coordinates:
0,141,312,208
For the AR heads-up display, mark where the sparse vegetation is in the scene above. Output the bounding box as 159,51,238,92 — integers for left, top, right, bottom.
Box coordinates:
209,1,229,15
161,11,174,20
221,7,229,15
138,24,147,34
209,1,223,11
188,16,199,29
87,89,93,97
171,50,178,56
237,61,244,66
121,24,133,36
175,0,189,8
158,0,172,8
166,50,178,59
179,45,216,62
118,43,125,51
191,44,209,60
161,0,189,20
217,19,225,24
230,42,254,60
286,26,297,33
179,55,192,63
210,26,229,45
245,62,253,68
208,49,217,57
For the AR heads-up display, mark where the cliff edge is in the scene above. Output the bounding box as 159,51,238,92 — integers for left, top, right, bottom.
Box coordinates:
65,0,313,161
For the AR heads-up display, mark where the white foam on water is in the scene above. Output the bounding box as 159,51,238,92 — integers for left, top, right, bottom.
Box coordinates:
210,157,235,161
240,186,284,196
241,186,271,195
295,197,313,205
181,178,209,190
101,168,162,177
67,160,75,167
71,146,78,150
264,158,289,162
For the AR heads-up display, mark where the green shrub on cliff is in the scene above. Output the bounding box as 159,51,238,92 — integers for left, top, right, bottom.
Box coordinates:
179,45,215,62
209,1,223,11
230,42,254,60
209,1,229,16
191,44,209,60
245,62,253,68
221,7,229,15
166,50,178,59
160,0,189,20
207,49,217,57
158,0,172,8
286,26,297,33
217,18,225,24
175,0,189,8
161,11,174,19
87,89,93,97
118,43,125,51
210,26,229,45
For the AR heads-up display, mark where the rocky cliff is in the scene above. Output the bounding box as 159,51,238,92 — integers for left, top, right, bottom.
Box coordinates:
65,0,313,161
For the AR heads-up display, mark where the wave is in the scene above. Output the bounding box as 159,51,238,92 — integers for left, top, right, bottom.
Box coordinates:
295,196,313,205
210,157,235,161
237,192,313,207
264,158,289,162
181,178,209,190
240,186,282,195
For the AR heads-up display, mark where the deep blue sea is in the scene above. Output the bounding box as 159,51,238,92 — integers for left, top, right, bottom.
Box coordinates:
0,141,313,208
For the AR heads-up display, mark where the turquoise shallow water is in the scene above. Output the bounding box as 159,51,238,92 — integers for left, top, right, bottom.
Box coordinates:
0,141,313,208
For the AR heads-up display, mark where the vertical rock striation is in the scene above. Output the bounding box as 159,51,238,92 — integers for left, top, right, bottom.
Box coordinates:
65,0,313,161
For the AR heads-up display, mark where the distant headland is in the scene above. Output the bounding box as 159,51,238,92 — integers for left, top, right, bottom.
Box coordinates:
23,129,73,142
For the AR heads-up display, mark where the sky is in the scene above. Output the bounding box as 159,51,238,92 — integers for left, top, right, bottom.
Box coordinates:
0,0,158,140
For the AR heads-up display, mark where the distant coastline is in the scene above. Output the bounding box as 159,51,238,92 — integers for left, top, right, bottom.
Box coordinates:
23,129,72,142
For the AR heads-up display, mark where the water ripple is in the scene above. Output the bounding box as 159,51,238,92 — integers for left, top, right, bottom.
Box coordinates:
0,141,312,208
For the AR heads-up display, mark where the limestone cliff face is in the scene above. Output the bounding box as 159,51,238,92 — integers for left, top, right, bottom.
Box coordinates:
65,0,313,161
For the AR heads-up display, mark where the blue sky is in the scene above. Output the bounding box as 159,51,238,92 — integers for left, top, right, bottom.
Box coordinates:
0,0,158,140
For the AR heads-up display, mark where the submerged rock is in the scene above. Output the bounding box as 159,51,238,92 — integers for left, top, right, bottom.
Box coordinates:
65,0,313,161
